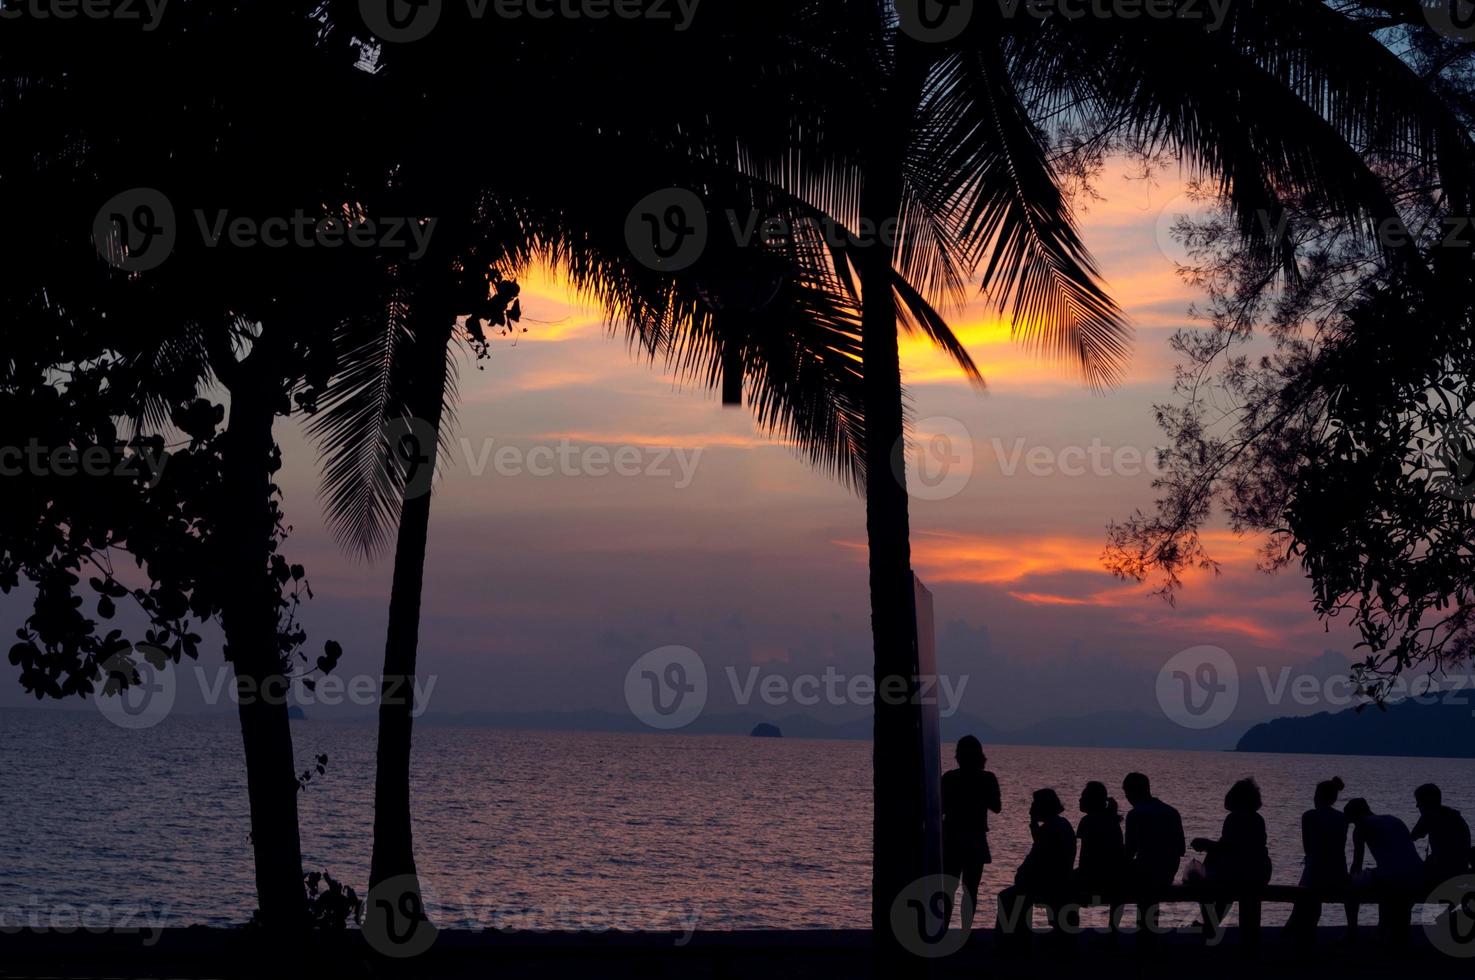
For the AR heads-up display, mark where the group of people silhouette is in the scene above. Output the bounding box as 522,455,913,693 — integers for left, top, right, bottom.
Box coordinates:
940,736,1474,946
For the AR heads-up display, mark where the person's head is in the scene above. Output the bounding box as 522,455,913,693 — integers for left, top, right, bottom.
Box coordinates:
1344,798,1373,823
1031,788,1066,822
1415,783,1443,813
1314,776,1345,808
1080,780,1116,816
955,735,985,771
1122,772,1151,806
1225,777,1262,813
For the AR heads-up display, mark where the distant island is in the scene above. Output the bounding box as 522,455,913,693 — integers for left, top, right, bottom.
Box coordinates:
750,723,782,738
1236,698,1475,758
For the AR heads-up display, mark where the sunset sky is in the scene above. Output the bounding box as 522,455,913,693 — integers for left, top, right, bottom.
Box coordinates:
3,161,1366,729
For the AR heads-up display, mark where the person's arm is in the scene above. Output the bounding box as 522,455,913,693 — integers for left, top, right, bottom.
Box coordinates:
1123,810,1139,860
1350,827,1366,876
1410,814,1428,841
1173,811,1186,858
1302,811,1313,857
984,772,1001,815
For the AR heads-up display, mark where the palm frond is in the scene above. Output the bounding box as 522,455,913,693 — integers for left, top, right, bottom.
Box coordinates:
914,42,1132,388
308,291,415,559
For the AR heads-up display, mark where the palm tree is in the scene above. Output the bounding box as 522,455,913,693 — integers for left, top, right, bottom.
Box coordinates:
309,1,1475,953
309,166,886,912
298,1,950,918
728,1,1475,953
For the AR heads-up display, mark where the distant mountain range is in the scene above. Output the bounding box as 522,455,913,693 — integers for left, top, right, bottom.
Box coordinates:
420,707,1249,751
1236,698,1475,758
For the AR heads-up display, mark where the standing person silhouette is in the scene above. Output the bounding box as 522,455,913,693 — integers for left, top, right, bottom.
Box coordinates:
1411,783,1472,890
1122,772,1185,943
1345,798,1422,946
1075,781,1126,936
1191,778,1272,947
1286,777,1352,945
941,735,1001,929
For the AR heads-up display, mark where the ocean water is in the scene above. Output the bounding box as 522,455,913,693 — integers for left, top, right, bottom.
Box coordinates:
2,710,1472,933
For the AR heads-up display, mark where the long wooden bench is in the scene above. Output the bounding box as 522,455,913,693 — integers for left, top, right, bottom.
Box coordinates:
1004,882,1459,943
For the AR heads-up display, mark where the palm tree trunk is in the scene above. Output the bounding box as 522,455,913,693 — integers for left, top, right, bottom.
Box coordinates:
219,359,307,931
860,156,927,959
368,307,454,897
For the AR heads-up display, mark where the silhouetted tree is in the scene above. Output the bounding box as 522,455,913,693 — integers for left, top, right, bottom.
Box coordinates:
299,4,905,915
0,1,422,928
764,2,1474,953
1105,9,1475,701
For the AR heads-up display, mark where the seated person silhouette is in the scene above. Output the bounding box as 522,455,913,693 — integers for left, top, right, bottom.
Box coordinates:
1346,797,1423,945
997,788,1077,942
1286,776,1352,944
941,735,1001,929
1074,780,1126,934
1191,777,1272,946
1122,771,1185,941
1411,783,1472,891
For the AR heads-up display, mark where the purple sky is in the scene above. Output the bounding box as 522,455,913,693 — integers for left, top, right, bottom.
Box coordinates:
3,162,1371,730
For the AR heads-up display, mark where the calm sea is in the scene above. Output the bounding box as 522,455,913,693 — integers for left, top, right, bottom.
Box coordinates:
2,710,1472,932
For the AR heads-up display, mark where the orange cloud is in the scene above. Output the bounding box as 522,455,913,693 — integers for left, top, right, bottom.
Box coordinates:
1005,591,1095,607
531,430,780,450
